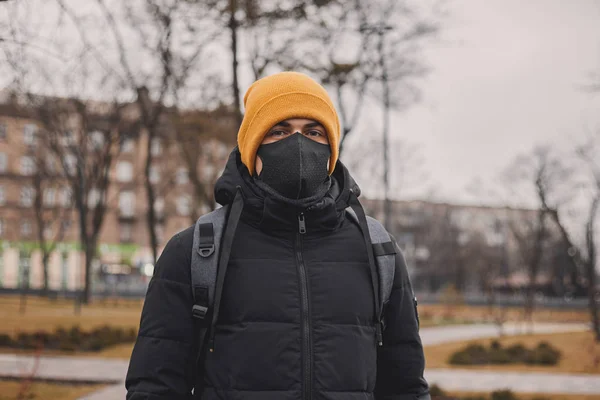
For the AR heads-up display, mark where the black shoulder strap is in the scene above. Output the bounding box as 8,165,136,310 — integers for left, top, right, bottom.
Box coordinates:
190,188,244,395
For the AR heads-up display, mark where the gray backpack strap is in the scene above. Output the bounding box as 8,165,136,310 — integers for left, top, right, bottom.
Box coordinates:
191,205,229,321
346,208,397,309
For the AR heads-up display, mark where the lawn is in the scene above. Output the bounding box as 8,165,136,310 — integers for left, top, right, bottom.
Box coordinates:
425,331,600,374
0,379,103,400
418,304,589,325
0,295,143,336
440,391,600,400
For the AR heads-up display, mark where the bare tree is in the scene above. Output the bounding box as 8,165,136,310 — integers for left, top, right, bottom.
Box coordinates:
517,145,600,340
2,1,128,303
503,151,554,331
282,0,439,153
29,146,72,296
82,0,218,262
172,105,238,220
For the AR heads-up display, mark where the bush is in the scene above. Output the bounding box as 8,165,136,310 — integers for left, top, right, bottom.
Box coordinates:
449,343,489,365
449,340,561,366
4,325,136,353
490,390,518,400
429,384,446,397
525,342,561,365
0,333,13,347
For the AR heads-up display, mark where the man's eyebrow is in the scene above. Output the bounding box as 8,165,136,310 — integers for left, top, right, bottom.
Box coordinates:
305,122,324,128
273,121,291,127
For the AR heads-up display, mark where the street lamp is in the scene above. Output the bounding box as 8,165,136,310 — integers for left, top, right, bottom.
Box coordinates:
359,22,394,230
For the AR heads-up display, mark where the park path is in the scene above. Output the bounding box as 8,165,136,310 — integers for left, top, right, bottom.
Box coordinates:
0,322,593,399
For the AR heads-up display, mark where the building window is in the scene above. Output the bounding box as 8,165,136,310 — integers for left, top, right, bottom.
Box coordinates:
154,197,165,216
149,166,160,184
202,164,216,182
0,152,7,173
120,223,133,242
156,224,164,244
0,185,5,206
119,191,136,217
43,225,53,239
45,156,56,174
61,219,71,233
62,130,75,146
18,250,32,288
0,123,6,141
0,218,4,237
60,187,72,207
176,196,190,216
89,130,105,150
116,161,133,182
64,154,77,176
176,167,189,185
120,138,134,153
21,220,32,237
150,138,162,156
20,186,35,207
23,124,37,146
20,156,36,176
88,188,101,208
44,187,56,207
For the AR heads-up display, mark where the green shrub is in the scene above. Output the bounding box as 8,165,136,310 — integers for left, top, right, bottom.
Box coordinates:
5,325,136,353
429,384,446,397
525,342,561,365
490,390,518,400
488,348,511,364
0,333,13,347
449,340,561,367
505,344,527,360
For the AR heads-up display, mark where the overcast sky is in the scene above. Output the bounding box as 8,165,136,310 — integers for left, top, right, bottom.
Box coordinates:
2,0,600,207
345,0,600,205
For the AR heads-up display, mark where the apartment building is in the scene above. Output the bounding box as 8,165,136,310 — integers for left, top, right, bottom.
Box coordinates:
0,94,236,292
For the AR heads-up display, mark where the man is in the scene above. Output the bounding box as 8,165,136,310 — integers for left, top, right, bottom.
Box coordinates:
126,71,429,400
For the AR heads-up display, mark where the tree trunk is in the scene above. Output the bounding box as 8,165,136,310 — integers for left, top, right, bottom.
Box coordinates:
587,261,600,341
145,133,159,264
83,244,93,304
42,253,50,297
229,0,242,126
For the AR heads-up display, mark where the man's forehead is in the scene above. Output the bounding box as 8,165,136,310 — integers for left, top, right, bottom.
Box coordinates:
274,119,323,127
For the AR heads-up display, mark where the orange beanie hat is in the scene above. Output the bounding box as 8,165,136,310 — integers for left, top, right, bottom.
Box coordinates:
237,71,341,176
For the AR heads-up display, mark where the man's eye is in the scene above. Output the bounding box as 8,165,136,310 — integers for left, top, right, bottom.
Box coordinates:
269,130,288,137
306,130,323,137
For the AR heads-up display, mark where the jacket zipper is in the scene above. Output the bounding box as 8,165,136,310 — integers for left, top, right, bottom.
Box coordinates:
296,213,311,400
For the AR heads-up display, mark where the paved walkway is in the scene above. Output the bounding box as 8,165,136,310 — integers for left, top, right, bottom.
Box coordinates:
425,369,600,395
420,322,588,346
0,323,593,399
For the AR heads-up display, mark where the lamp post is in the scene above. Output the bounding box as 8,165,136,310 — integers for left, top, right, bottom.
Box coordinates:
359,22,394,230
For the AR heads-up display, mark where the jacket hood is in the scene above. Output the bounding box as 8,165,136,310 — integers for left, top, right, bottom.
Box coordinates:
214,147,360,235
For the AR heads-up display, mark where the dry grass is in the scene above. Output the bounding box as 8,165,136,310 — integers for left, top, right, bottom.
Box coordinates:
425,331,600,374
0,295,143,336
0,379,103,400
442,391,600,400
419,304,589,325
0,295,142,360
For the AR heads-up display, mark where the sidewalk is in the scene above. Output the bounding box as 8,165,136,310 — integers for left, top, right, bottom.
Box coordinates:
0,323,593,399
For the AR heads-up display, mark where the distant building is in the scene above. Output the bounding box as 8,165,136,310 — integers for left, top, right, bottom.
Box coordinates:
0,91,236,293
361,199,571,295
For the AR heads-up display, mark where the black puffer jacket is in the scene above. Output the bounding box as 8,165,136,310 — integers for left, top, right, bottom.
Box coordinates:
126,150,429,400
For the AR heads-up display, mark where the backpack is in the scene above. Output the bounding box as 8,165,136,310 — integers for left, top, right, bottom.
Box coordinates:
189,190,398,367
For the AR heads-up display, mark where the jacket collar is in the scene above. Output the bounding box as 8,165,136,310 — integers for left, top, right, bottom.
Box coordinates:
214,148,361,235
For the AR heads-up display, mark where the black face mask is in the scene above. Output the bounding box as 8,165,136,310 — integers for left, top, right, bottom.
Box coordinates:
256,133,331,199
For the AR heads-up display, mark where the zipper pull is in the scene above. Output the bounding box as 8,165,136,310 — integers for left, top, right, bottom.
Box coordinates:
298,213,307,234
376,321,384,347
